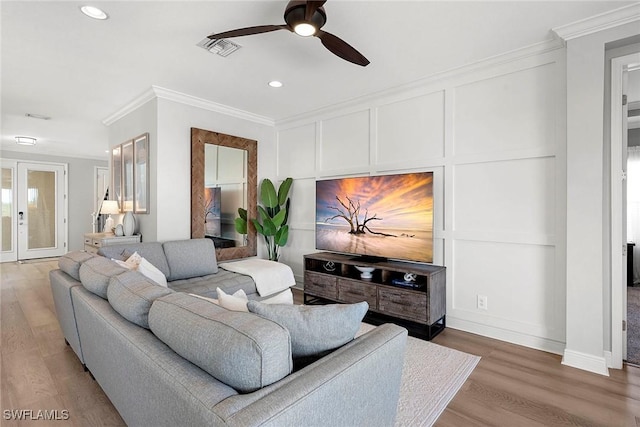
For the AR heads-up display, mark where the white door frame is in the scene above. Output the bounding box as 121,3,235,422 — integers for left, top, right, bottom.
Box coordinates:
2,159,68,261
1,160,18,262
611,52,640,369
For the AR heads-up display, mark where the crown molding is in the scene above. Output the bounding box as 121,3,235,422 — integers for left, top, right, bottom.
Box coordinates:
102,87,156,126
552,3,640,42
103,86,274,127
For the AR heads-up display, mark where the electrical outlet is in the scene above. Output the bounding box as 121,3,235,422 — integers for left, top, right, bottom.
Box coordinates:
477,295,488,310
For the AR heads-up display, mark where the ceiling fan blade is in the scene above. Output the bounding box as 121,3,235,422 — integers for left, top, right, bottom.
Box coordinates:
305,1,327,21
316,30,370,66
208,25,288,40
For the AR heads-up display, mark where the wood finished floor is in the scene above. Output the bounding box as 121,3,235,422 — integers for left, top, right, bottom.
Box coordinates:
2,259,640,426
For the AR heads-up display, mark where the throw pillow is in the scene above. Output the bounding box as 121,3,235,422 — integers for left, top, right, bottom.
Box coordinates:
138,257,168,287
111,259,132,269
217,287,249,312
125,251,142,268
112,253,167,287
246,301,369,357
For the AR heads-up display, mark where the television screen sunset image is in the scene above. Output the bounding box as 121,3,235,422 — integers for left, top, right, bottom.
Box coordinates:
316,172,433,263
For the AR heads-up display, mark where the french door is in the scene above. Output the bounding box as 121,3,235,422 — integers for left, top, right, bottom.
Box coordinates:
0,160,67,262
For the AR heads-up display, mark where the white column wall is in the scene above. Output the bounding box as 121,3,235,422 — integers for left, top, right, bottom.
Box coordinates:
563,22,640,375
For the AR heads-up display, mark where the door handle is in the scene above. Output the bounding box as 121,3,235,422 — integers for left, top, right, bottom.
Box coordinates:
18,211,24,225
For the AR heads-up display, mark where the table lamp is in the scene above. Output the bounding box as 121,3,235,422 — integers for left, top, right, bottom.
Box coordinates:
100,200,120,232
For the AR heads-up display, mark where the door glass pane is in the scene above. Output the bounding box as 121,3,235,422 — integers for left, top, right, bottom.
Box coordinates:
2,168,12,251
27,170,56,249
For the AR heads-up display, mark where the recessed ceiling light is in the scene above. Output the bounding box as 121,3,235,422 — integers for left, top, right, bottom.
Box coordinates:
80,5,108,20
268,81,283,88
15,136,37,146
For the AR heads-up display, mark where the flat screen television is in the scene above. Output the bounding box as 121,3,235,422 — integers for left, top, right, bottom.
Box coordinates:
315,172,433,263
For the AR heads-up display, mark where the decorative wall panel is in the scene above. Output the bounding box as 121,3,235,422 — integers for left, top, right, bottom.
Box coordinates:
376,91,445,166
278,124,316,178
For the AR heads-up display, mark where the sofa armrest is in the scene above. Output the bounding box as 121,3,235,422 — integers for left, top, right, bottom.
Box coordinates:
49,269,85,364
215,323,408,427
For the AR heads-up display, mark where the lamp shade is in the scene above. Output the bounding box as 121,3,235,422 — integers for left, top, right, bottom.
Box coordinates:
100,200,120,215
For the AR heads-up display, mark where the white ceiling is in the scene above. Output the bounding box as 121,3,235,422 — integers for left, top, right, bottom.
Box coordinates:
1,1,634,160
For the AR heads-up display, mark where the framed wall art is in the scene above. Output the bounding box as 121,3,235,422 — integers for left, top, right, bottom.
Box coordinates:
111,133,149,214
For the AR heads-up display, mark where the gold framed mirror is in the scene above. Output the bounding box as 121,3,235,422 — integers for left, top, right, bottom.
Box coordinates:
191,127,257,261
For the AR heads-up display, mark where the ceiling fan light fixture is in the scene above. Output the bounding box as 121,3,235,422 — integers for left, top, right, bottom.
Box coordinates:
15,136,37,146
294,23,317,37
80,5,108,20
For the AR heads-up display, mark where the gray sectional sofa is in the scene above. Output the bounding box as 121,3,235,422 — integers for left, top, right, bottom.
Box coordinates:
49,238,408,426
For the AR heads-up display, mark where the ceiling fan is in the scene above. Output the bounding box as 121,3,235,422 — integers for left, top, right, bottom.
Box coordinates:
207,0,370,66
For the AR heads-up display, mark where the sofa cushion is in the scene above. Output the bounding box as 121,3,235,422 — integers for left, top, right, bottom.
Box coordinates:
149,293,292,393
79,257,129,299
59,251,96,281
168,269,256,298
107,271,174,328
98,242,171,278
162,239,218,281
246,301,368,358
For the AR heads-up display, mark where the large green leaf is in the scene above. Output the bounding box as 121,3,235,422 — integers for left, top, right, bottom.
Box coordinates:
257,205,270,222
237,207,247,221
234,217,247,234
277,178,293,206
260,179,278,208
272,208,287,228
282,198,290,226
275,225,289,246
251,219,264,236
261,217,277,236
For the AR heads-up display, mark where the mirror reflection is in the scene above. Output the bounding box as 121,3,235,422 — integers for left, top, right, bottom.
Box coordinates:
204,144,247,248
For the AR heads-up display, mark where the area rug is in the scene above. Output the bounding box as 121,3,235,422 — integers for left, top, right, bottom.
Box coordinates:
627,287,640,365
358,324,480,427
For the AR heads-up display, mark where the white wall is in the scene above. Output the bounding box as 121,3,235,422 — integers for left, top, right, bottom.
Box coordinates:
108,99,158,242
563,23,640,375
155,98,275,245
0,150,107,252
277,48,567,354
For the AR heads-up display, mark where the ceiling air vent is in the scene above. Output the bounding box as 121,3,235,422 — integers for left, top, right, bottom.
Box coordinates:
197,38,241,57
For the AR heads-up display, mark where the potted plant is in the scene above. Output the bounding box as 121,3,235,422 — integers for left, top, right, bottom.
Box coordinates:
235,177,293,261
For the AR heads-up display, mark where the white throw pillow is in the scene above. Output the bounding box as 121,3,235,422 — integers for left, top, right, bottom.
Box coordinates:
217,287,249,312
125,251,143,269
112,259,133,269
261,288,294,305
137,257,168,287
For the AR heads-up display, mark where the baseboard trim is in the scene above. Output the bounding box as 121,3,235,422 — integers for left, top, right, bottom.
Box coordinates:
562,349,610,376
446,317,565,355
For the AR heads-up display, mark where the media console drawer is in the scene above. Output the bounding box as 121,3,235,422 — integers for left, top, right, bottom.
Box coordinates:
378,287,427,323
337,278,377,306
304,271,337,299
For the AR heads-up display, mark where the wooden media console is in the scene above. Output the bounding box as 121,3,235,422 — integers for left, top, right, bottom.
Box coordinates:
303,252,446,340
